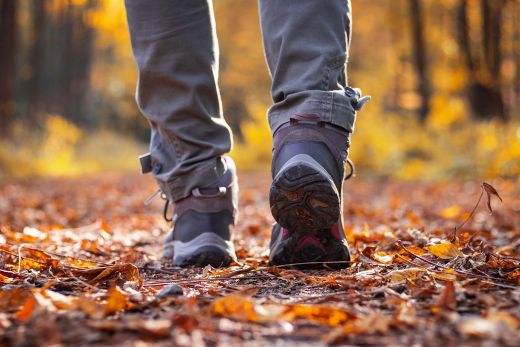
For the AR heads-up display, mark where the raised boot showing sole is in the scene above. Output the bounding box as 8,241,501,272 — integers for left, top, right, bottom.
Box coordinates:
269,115,353,269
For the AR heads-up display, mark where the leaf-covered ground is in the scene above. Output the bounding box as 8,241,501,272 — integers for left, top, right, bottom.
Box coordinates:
1,172,519,346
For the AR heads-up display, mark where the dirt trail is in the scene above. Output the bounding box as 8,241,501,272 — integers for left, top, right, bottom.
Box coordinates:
0,172,519,346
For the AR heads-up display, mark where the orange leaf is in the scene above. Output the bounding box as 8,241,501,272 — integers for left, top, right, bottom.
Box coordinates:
212,295,259,322
104,286,128,315
16,297,37,322
507,269,520,285
282,305,353,327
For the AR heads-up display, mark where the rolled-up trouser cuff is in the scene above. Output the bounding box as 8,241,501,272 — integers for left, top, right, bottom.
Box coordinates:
156,156,226,202
268,90,357,134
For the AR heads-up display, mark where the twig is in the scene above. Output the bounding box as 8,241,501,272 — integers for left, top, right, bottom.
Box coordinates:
397,240,448,270
263,260,353,269
64,270,100,292
218,266,257,278
142,274,273,287
17,244,25,273
451,189,483,242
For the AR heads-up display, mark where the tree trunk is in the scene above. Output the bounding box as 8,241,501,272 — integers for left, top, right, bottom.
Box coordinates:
457,0,507,120
27,0,45,121
0,0,17,135
408,0,431,123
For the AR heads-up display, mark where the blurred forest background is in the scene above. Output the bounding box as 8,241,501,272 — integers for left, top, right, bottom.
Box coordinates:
0,0,519,180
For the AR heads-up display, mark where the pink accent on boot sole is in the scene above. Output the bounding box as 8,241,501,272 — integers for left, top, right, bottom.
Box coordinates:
294,234,325,252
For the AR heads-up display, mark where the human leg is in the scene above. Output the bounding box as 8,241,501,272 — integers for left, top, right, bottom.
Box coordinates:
259,0,369,267
125,0,237,266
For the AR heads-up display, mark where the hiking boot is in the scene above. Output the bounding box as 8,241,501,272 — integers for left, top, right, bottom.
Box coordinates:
269,87,369,268
162,156,238,267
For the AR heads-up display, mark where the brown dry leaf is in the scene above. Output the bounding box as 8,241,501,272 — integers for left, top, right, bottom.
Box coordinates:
430,268,458,282
386,267,427,284
71,263,140,285
172,314,199,332
433,282,457,311
482,182,503,213
104,286,128,316
395,301,416,326
350,312,392,334
42,289,76,310
459,311,518,337
76,297,104,319
425,242,463,259
328,312,393,343
0,287,33,311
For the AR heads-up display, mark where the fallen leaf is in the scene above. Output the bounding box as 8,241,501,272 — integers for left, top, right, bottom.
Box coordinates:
212,295,260,322
459,311,518,337
425,242,463,259
0,287,33,311
16,297,37,322
507,268,520,284
282,305,353,327
70,263,141,286
386,267,427,284
482,182,503,213
433,281,457,311
104,286,128,315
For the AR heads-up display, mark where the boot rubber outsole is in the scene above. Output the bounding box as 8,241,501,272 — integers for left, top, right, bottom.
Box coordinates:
270,154,340,231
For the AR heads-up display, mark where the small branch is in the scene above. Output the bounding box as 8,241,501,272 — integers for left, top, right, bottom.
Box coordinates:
142,274,273,287
451,189,483,242
266,260,353,269
397,240,448,270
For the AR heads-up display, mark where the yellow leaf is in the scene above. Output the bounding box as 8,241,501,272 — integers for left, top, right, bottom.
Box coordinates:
20,258,47,271
440,205,461,219
425,242,463,259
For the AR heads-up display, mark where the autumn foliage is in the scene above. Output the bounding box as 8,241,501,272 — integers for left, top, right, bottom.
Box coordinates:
0,173,519,345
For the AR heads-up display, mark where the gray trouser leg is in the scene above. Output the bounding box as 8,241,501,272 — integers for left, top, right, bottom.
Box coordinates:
125,0,232,202
259,0,356,133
